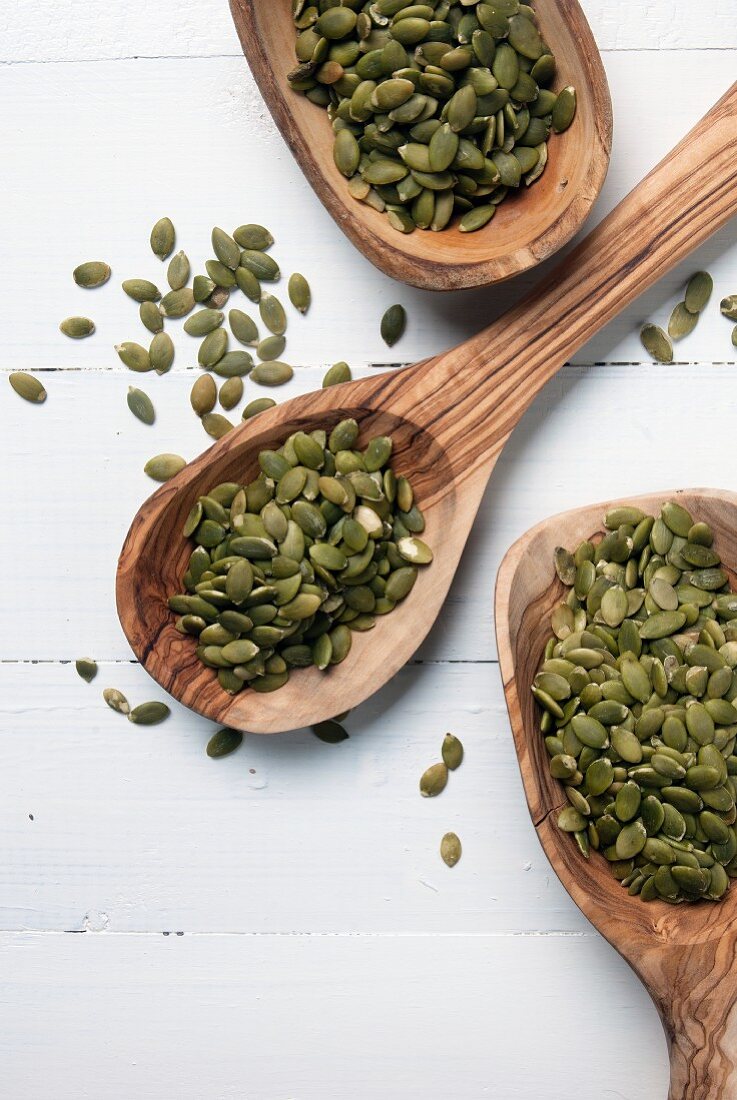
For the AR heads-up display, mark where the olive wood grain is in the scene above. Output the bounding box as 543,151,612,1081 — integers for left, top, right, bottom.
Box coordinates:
228,0,612,290
116,83,737,736
496,489,737,1100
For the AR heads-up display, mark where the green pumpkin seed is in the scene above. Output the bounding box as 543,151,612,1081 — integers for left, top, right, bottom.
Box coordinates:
440,832,462,868
258,335,287,361
128,701,171,726
229,309,259,346
202,413,234,440
144,453,186,481
552,86,576,133
127,386,155,425
150,331,175,374
140,301,164,334
684,271,713,314
75,658,98,683
219,376,243,411
190,374,217,417
206,728,243,758
9,371,47,403
720,295,737,322
167,250,190,291
250,362,294,386
73,261,111,289
381,304,406,347
312,720,350,744
160,288,195,318
233,224,274,251
116,341,151,372
242,397,276,419
420,762,448,797
150,217,175,260
212,227,241,270
640,323,673,364
323,361,352,387
442,733,464,771
668,301,699,341
60,316,95,339
103,687,130,714
259,294,287,336
185,309,224,337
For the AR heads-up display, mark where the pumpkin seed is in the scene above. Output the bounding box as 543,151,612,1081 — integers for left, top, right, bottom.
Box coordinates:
420,762,448,797
167,250,190,291
242,397,276,419
190,374,217,417
150,332,174,374
116,341,151,372
552,86,576,133
202,413,234,440
229,309,259,346
250,361,294,386
60,316,95,339
720,295,737,322
128,701,171,726
323,361,352,387
160,288,195,318
233,224,274,251
668,302,699,341
258,335,287,362
140,301,163,334
212,227,241,270
640,323,673,364
73,261,110,289
440,832,462,867
442,733,463,771
144,453,186,481
288,272,311,314
684,271,713,314
150,217,175,261
312,720,349,743
219,376,244,411
103,688,130,714
185,309,224,338
206,727,243,758
381,304,406,347
259,293,288,336
9,371,46,403
127,386,155,425
75,658,98,683
122,279,160,303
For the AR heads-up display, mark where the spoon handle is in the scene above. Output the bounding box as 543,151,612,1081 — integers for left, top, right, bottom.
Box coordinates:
408,82,737,478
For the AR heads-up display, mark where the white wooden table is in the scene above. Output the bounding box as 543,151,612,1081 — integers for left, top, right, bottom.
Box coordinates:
1,4,736,1096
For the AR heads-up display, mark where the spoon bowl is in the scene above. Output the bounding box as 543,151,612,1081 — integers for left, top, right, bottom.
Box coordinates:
229,0,612,290
496,489,737,1098
116,85,737,735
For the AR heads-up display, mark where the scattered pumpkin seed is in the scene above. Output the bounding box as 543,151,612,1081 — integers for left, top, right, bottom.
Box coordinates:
668,302,699,341
144,453,186,481
103,687,130,714
9,371,46,403
257,335,287,361
206,727,243,758
640,323,673,364
442,733,464,771
720,295,737,322
116,341,151,372
190,374,217,417
420,762,448,797
233,224,274,251
75,658,98,683
73,261,111,289
212,227,241,271
202,413,234,440
381,304,406,348
685,271,713,315
242,397,276,419
150,217,176,261
535,498,737,905
250,361,294,386
167,250,190,291
128,701,171,725
312,720,350,743
288,272,311,314
122,279,161,303
60,316,95,339
149,332,175,374
184,309,224,337
219,376,244,411
140,301,164,334
229,309,259,346
323,361,352,387
440,832,462,867
160,288,195,318
259,293,288,336
127,386,155,425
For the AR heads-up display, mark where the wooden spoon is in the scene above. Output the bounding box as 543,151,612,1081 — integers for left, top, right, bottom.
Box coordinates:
496,489,737,1099
228,0,612,291
116,84,737,736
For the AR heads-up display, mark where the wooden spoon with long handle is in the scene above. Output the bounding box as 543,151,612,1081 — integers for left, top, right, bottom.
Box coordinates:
117,84,737,736
496,489,737,1100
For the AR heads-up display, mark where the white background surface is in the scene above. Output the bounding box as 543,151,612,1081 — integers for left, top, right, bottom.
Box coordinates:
1,3,735,1097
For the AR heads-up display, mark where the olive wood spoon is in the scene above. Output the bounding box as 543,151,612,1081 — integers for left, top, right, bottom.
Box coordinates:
117,83,737,736
496,489,737,1100
228,0,612,290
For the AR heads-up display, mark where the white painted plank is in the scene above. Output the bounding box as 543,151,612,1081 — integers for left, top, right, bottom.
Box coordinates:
3,363,737,663
0,661,589,934
2,0,735,62
0,52,735,372
0,931,668,1100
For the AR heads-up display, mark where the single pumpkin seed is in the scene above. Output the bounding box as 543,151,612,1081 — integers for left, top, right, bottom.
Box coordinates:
442,733,464,770
75,658,98,683
73,261,111,289
9,371,46,403
103,687,130,714
127,386,155,425
116,341,151,372
684,271,713,314
144,453,186,482
242,397,276,419
206,728,243,758
150,331,175,374
258,335,287,361
323,361,352,387
128,701,171,726
640,323,673,364
60,316,95,339
229,309,259,346
150,217,175,260
122,279,160,303
190,374,217,416
167,250,190,291
250,361,294,386
668,301,699,341
440,832,462,867
288,273,312,314
219,376,244,411
312,720,350,743
140,301,163,334
160,288,195,318
381,304,406,347
202,413,234,440
259,293,288,336
420,762,448,797
233,224,274,251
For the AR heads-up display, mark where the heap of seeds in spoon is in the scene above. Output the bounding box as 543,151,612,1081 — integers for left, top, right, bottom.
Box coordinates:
168,419,433,694
533,499,737,904
288,0,576,234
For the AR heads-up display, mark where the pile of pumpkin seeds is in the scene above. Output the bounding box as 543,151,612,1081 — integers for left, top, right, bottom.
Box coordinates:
534,499,737,904
289,0,575,234
168,419,433,694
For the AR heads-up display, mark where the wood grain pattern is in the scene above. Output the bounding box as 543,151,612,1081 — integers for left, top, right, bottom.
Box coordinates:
116,83,737,736
228,0,613,291
496,489,737,1099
